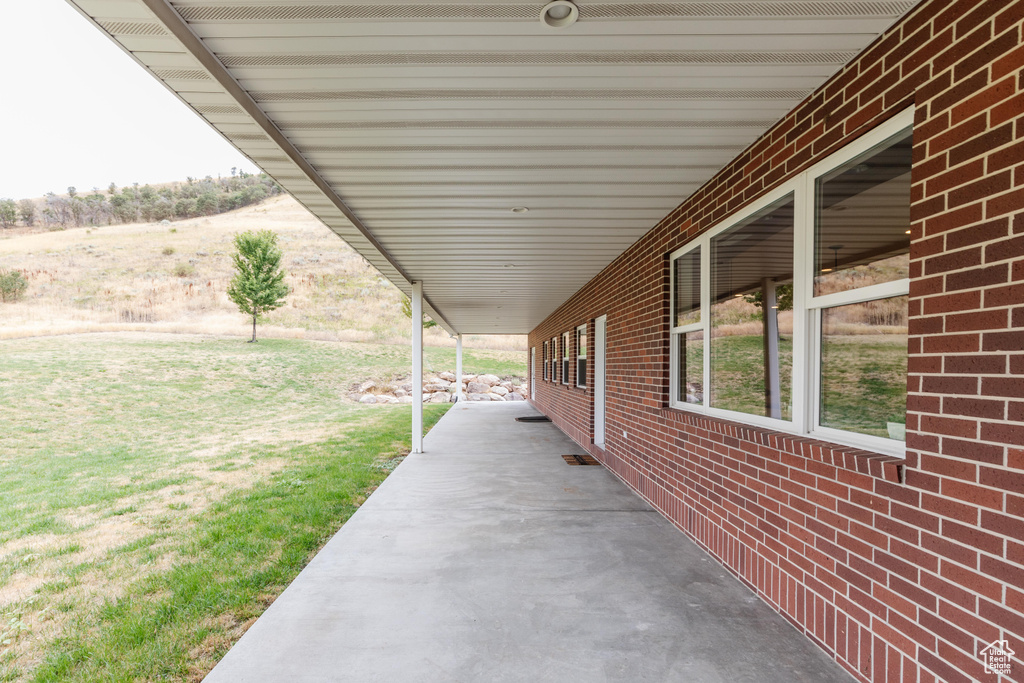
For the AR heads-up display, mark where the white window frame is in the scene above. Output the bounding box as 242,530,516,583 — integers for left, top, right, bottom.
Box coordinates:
561,331,571,385
576,323,587,388
542,341,549,381
669,108,913,458
550,336,558,382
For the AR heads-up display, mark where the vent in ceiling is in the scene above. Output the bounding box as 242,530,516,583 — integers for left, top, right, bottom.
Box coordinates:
173,1,914,22
581,1,915,19
97,20,168,35
153,69,211,81
232,133,271,141
253,88,811,102
283,119,776,130
299,144,746,153
174,4,535,21
194,104,244,115
314,163,721,172
220,50,857,68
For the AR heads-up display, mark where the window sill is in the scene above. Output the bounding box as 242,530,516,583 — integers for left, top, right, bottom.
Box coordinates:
658,406,904,484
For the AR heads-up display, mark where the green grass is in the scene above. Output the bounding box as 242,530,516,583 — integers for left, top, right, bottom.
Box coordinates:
0,334,476,682
706,333,905,438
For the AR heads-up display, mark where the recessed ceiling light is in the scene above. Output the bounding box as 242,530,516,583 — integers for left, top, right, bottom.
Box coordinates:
905,229,912,234
511,206,529,214
540,0,578,28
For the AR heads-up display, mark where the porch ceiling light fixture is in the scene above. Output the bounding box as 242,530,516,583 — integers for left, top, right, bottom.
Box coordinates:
540,1,579,28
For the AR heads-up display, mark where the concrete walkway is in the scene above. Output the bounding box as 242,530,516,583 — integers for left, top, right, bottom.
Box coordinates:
204,402,850,682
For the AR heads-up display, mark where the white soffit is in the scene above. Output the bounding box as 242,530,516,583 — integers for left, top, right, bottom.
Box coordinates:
67,0,918,334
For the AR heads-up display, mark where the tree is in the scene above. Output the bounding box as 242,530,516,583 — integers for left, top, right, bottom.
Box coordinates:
401,295,437,328
0,269,28,302
18,200,35,226
226,229,289,342
0,199,16,228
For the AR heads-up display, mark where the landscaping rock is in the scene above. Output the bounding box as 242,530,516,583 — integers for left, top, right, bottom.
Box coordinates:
499,381,513,391
491,386,509,396
429,392,449,403
359,394,377,404
424,382,449,393
395,388,408,397
468,393,491,402
467,381,490,395
438,371,456,381
477,374,501,386
507,392,524,401
461,374,476,383
398,396,414,404
358,380,376,393
489,393,506,401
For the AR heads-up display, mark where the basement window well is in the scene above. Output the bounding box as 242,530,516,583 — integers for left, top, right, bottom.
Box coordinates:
669,109,912,457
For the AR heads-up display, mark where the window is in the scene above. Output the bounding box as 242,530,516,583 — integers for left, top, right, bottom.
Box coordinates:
670,109,912,456
542,341,549,381
561,331,571,385
576,324,587,388
550,336,558,382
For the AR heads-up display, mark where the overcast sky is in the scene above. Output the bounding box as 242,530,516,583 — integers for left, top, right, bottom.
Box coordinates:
0,0,253,200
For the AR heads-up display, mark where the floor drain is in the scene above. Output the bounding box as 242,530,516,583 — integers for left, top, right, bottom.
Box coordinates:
562,454,600,466
516,415,551,422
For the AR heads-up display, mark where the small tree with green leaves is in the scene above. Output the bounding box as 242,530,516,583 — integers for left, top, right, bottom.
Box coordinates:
0,269,28,302
400,295,437,328
226,229,289,342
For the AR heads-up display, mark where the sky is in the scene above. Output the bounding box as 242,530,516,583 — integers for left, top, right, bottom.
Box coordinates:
0,0,253,201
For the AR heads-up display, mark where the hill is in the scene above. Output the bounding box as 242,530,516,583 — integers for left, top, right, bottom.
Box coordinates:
0,194,523,352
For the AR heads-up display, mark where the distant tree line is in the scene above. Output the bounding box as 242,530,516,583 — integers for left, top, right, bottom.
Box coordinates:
0,170,282,230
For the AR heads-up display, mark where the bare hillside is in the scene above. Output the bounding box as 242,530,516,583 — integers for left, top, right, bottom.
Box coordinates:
0,194,523,351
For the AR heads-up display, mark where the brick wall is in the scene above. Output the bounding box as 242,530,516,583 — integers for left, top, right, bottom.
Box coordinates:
528,1,1024,681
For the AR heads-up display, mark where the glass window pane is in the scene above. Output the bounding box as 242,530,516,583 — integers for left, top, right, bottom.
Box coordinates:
678,331,704,405
815,131,912,296
674,247,701,327
710,195,794,420
820,296,908,440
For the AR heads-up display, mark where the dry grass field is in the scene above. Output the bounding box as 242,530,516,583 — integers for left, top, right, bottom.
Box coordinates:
0,194,523,352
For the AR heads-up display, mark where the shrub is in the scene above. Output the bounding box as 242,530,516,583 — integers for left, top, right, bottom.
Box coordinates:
0,269,28,302
173,263,196,278
162,246,175,256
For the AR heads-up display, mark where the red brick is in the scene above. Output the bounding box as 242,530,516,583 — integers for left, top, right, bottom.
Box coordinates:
943,354,1006,373
945,309,1008,332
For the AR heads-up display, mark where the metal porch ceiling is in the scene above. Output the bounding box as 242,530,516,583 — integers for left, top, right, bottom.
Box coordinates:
67,0,917,335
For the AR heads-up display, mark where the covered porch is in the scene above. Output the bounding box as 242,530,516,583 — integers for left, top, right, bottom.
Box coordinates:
203,402,849,682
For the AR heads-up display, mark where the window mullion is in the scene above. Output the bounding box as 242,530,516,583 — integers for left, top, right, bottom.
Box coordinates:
792,171,812,435
700,237,711,410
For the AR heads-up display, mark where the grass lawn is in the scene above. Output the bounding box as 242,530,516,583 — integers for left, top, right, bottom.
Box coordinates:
0,333,518,681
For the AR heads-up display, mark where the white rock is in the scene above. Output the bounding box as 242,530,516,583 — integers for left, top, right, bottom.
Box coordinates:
398,396,414,404
394,388,408,397
491,386,509,396
490,393,506,401
499,381,513,391
383,396,400,404
359,394,377,404
358,380,376,393
477,374,501,386
430,391,449,403
424,382,449,393
461,374,477,383
438,371,456,381
422,393,432,403
468,393,491,401
507,392,525,401
448,382,461,393
467,381,490,394
400,383,413,393
347,392,362,402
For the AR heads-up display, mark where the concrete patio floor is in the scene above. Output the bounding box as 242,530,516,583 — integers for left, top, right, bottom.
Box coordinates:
204,402,851,682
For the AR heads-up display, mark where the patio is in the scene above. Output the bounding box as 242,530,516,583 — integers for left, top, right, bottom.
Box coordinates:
203,401,850,682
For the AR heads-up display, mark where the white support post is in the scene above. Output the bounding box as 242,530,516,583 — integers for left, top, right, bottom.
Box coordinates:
455,334,464,402
412,281,423,454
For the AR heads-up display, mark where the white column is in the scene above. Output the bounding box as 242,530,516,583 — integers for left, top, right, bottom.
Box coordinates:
412,281,423,453
455,334,464,402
